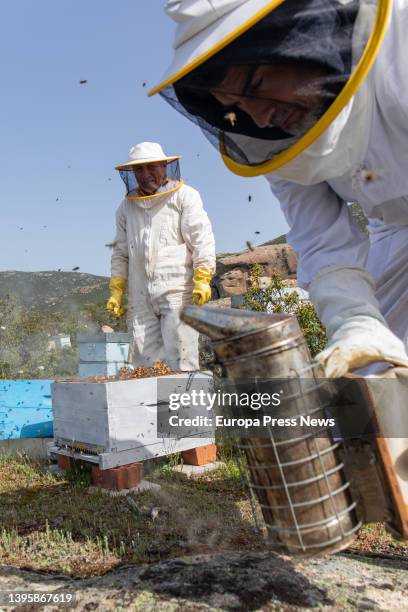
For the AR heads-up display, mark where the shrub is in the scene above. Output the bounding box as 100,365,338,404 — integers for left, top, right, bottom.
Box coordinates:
243,268,327,357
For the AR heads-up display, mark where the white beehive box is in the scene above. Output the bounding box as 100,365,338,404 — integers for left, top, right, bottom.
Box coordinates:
77,332,130,377
50,372,214,468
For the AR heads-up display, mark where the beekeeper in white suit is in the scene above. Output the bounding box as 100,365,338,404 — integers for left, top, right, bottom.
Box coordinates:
148,0,408,377
106,142,216,370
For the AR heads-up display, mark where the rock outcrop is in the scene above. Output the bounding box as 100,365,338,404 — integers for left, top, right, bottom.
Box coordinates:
212,244,297,298
2,550,406,610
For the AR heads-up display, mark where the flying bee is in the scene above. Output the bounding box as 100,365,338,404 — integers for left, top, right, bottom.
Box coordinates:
224,111,237,127
105,241,118,249
361,169,384,183
352,167,384,191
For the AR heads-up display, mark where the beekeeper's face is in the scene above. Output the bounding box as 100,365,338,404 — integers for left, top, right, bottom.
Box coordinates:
133,162,167,194
211,61,327,136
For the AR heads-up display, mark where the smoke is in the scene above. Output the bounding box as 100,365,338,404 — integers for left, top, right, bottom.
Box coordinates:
0,293,80,379
143,482,229,553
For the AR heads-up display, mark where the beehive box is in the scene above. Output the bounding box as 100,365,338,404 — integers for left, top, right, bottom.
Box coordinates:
0,380,53,440
50,372,214,468
77,332,130,377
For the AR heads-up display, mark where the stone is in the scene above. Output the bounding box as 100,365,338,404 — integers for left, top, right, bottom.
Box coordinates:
174,461,224,476
212,244,297,298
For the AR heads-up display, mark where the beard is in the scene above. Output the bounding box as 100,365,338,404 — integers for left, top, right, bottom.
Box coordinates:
270,99,327,137
270,79,334,137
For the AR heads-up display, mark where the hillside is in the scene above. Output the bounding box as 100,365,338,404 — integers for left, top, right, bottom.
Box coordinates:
0,271,109,312
0,202,369,312
261,234,287,246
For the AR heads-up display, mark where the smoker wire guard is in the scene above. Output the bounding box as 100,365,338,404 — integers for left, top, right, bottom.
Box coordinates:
201,315,366,556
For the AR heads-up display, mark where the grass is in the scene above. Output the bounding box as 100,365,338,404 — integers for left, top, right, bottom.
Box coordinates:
0,453,406,578
0,454,263,577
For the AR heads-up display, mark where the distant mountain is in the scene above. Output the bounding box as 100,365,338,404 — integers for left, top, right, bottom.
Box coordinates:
261,234,287,246
1,203,369,312
0,271,109,312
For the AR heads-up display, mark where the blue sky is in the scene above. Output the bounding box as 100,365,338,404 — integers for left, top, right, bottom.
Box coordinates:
0,0,288,277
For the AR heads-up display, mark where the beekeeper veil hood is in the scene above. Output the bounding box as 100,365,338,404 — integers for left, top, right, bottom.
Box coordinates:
115,142,183,201
149,0,391,182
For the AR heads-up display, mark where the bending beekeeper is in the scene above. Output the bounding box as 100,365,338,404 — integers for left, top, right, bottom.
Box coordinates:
106,142,216,370
148,0,408,377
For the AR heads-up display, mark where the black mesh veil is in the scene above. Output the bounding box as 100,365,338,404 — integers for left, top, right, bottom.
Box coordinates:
159,0,376,169
118,159,182,200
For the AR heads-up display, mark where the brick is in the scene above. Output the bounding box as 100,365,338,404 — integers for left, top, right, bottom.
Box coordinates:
182,444,217,466
57,455,74,471
92,462,143,491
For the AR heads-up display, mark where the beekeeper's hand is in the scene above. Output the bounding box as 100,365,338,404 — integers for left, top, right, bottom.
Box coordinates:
106,276,127,318
309,266,408,378
192,268,212,305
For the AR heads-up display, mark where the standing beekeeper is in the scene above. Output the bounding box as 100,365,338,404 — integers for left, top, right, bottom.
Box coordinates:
106,141,216,370
148,0,408,377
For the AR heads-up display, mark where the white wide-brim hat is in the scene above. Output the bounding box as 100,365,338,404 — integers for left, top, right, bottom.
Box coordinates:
115,142,181,170
148,0,277,96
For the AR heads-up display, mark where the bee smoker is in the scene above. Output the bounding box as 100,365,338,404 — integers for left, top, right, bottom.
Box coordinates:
182,306,361,555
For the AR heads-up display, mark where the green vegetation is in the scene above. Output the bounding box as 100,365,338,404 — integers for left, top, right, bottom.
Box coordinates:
0,455,260,577
243,266,327,357
0,455,405,577
0,294,126,379
156,452,183,477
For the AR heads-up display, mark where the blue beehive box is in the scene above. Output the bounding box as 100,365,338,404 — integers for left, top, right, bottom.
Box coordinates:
77,332,131,377
0,380,53,440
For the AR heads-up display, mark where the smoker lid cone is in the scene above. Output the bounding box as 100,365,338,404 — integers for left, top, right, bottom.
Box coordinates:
181,306,289,340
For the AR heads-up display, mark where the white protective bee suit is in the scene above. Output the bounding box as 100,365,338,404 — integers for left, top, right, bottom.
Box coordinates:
149,0,408,378
111,143,216,371
265,0,408,373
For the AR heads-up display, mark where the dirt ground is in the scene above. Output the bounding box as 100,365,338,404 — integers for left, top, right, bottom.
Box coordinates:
0,457,407,610
1,550,407,611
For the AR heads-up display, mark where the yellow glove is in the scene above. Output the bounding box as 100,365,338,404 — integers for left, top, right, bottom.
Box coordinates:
192,268,212,306
106,276,127,318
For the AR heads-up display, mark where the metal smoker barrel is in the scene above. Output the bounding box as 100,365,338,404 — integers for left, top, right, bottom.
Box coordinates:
182,306,361,555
